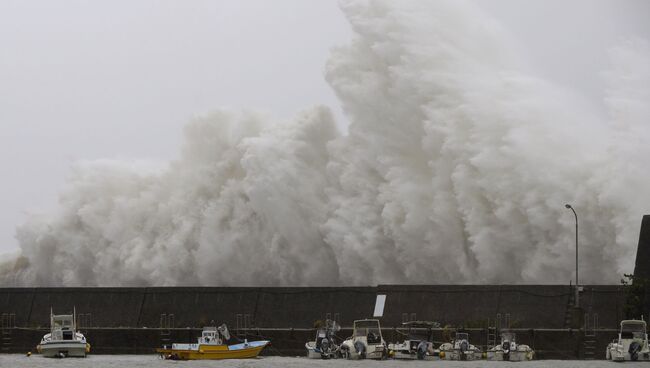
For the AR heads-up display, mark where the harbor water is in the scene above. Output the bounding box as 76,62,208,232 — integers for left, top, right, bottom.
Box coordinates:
0,355,647,368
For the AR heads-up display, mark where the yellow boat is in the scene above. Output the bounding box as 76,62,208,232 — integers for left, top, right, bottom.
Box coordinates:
156,324,269,360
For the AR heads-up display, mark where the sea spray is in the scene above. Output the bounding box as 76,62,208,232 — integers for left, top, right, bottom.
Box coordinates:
2,0,648,286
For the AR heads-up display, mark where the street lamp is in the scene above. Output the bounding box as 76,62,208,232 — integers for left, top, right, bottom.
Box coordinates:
565,204,579,308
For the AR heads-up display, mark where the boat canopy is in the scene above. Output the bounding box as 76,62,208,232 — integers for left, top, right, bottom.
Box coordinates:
621,320,647,339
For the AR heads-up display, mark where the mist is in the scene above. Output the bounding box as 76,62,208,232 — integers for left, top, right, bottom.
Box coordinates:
2,0,648,286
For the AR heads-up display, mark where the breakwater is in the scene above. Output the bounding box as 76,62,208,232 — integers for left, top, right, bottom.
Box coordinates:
0,285,627,359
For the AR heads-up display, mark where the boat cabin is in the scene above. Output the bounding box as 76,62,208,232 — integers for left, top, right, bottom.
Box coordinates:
51,314,76,341
353,319,382,344
620,320,647,339
200,326,221,345
197,324,232,346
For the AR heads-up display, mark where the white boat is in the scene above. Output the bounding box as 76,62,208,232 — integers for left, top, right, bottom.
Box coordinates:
305,319,341,359
439,332,482,360
388,321,439,360
37,308,89,358
606,319,650,361
340,319,387,359
486,331,534,361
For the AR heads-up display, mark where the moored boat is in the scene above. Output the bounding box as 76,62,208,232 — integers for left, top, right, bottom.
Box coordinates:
606,319,650,361
36,308,90,358
340,319,387,359
305,319,341,359
157,324,269,360
438,331,482,360
486,331,534,361
388,321,440,360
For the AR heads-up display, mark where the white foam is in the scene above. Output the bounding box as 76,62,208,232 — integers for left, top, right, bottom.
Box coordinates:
3,1,648,286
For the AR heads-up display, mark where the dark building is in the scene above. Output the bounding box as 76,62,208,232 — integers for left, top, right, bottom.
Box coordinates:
633,215,650,280
633,215,650,319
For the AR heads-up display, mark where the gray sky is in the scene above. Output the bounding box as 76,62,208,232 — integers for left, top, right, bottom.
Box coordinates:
0,0,648,255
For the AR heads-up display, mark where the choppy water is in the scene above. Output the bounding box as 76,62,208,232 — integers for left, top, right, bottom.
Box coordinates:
0,355,647,368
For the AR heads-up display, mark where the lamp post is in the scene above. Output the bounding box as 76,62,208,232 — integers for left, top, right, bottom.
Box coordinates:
565,204,579,308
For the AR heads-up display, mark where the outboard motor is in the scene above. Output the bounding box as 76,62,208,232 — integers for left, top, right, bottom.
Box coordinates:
416,341,428,360
339,345,350,359
629,341,642,361
315,329,326,350
459,340,469,361
502,340,511,361
316,320,338,359
354,341,367,359
320,337,330,358
316,319,341,359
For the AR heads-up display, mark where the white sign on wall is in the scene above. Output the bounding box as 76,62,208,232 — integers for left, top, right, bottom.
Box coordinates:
373,294,386,317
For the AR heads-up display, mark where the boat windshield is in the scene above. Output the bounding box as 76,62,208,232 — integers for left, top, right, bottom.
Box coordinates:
354,320,381,337
622,322,646,339
53,319,72,328
455,333,469,341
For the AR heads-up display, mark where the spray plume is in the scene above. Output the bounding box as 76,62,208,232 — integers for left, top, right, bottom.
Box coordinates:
2,0,649,286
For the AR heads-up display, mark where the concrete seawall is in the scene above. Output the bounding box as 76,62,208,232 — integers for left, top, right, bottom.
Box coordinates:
0,285,626,359
0,285,625,328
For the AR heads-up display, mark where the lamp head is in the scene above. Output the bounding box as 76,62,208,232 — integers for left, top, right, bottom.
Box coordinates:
565,204,572,209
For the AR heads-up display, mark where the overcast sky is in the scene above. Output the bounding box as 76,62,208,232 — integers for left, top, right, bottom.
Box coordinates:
0,0,648,255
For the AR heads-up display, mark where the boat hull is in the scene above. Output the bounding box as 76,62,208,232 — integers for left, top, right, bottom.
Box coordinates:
440,349,482,360
388,341,438,360
158,341,268,360
305,342,325,359
607,346,650,361
306,341,339,359
391,352,437,360
341,344,385,360
38,341,88,358
487,350,533,361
